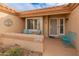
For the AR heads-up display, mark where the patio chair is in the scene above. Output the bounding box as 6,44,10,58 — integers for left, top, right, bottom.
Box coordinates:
23,29,32,34
60,31,76,48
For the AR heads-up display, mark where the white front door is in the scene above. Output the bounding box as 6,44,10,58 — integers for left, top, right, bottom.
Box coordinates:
49,18,65,37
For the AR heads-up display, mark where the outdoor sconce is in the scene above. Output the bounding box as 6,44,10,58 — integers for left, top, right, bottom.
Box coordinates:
65,18,69,23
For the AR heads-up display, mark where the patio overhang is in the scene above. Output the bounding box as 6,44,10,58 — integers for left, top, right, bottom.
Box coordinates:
17,3,79,18
18,10,71,18
18,5,70,17
0,3,79,18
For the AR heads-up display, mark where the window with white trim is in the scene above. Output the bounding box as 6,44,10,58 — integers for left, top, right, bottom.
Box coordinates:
27,19,40,30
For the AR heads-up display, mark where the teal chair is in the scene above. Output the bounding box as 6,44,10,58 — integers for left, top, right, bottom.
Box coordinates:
23,29,32,34
60,31,76,48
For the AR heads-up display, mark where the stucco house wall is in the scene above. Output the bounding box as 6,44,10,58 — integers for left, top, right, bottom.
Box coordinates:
0,12,25,33
43,16,49,38
66,5,79,54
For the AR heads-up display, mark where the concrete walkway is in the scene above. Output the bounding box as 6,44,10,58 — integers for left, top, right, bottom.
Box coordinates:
43,38,78,56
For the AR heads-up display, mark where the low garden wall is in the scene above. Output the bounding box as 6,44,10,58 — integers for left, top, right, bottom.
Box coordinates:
0,33,44,53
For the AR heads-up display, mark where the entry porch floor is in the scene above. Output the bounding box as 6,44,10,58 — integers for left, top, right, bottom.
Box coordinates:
43,38,78,56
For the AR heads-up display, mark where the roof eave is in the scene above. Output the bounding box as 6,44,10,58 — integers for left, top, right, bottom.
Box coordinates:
0,4,17,16
18,4,70,17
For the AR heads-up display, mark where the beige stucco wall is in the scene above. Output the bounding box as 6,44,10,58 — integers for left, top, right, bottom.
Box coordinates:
67,5,79,54
0,12,25,33
43,16,49,38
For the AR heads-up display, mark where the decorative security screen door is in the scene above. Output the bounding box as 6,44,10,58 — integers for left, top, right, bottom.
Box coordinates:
49,18,58,36
49,18,65,37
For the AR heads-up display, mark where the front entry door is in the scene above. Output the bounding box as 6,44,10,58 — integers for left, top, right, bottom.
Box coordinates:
49,18,65,37
49,18,58,36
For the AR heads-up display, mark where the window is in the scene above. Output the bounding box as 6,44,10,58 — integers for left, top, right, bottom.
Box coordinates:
27,19,33,29
34,19,38,29
27,19,40,30
25,17,43,34
60,18,65,35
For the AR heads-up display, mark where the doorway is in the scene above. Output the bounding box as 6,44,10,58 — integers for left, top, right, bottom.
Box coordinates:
49,18,65,37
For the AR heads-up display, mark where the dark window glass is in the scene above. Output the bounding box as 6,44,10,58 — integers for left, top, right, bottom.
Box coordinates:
60,19,64,34
34,19,37,29
27,19,33,29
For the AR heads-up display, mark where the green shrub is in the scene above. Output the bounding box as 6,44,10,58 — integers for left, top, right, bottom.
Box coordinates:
0,47,22,56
